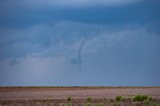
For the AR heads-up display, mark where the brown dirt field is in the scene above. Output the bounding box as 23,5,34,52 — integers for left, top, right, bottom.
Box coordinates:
0,87,160,100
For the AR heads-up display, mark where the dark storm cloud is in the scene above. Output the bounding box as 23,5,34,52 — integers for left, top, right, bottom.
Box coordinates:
0,0,160,86
0,0,159,29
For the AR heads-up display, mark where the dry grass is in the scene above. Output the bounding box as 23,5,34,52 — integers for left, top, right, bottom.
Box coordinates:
0,86,160,106
0,98,160,106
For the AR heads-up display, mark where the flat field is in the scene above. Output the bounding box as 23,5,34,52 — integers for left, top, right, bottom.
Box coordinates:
0,86,160,106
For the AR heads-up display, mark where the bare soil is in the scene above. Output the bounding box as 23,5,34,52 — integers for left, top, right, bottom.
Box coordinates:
0,87,160,100
0,87,160,106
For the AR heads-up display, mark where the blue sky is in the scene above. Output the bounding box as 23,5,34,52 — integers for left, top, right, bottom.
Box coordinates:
0,0,160,86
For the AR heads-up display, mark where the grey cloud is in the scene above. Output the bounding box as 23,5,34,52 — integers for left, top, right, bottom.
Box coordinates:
0,21,160,85
0,21,102,61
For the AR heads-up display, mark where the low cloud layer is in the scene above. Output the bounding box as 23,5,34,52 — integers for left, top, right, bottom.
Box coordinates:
0,21,160,86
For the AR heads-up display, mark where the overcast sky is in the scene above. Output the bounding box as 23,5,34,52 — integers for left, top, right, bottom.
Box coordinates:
0,0,160,86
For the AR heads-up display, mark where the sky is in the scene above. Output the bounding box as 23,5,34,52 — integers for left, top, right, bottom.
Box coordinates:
0,0,160,86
